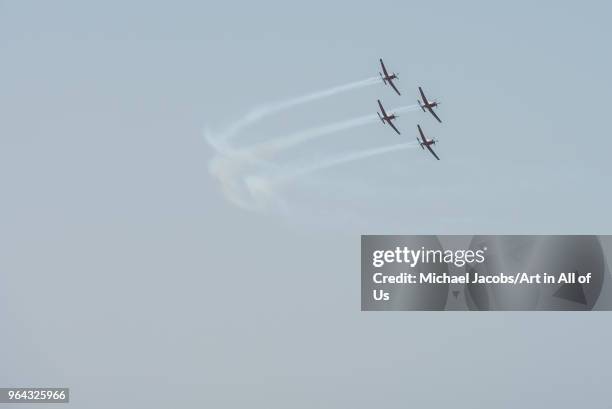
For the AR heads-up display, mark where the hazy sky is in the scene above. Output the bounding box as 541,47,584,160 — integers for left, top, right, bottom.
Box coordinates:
1,1,612,408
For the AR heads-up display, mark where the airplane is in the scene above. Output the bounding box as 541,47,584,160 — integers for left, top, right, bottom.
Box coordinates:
377,99,401,135
379,58,401,95
418,86,442,123
416,124,440,160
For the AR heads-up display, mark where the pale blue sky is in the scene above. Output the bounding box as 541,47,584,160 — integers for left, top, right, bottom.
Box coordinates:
1,1,612,408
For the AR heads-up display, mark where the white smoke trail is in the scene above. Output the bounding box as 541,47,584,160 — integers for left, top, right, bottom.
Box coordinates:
238,104,420,158
246,142,419,193
205,75,421,212
208,76,380,148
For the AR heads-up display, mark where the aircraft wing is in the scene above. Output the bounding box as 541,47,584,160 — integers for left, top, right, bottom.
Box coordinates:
377,99,387,116
418,87,429,104
427,106,442,123
387,120,401,135
417,124,427,143
388,78,401,95
379,59,389,77
425,143,440,160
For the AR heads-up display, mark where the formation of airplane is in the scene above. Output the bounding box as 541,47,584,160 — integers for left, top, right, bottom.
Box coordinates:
377,59,445,161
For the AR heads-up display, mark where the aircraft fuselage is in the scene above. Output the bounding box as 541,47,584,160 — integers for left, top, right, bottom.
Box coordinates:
380,73,397,83
421,140,435,147
422,101,438,109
